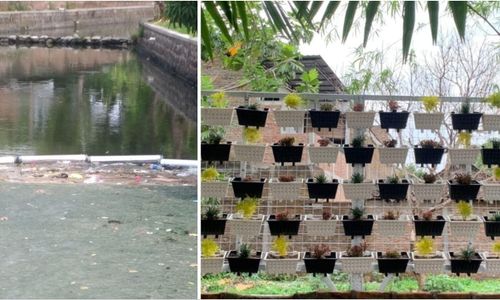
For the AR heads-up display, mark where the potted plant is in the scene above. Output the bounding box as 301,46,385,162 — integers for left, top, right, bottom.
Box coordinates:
269,175,304,200
274,93,306,129
201,126,231,164
343,135,374,167
448,172,481,202
309,102,341,131
482,92,500,132
446,201,482,239
411,237,446,274
228,196,264,237
303,244,337,276
345,103,376,129
412,173,444,204
201,238,225,276
379,100,410,132
376,210,408,237
376,250,410,276
482,138,500,167
412,210,446,238
201,91,234,126
201,198,227,238
232,128,266,162
201,167,228,199
451,100,482,132
342,207,374,238
377,175,410,202
414,96,444,130
271,136,304,166
308,138,339,164
304,211,338,236
266,211,302,238
264,236,300,275
414,140,445,167
226,244,262,276
306,174,339,202
231,176,266,199
339,244,374,274
235,103,269,128
481,241,500,275
448,243,483,276
343,172,375,200
481,167,500,203
378,139,408,165
482,212,500,240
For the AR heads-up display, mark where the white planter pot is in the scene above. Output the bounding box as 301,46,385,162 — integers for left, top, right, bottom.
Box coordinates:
483,114,500,132
201,252,226,276
264,251,300,275
448,148,480,165
201,108,234,126
269,178,303,200
303,215,338,236
201,181,228,198
446,216,482,239
342,182,375,200
227,214,264,236
481,252,500,275
412,183,445,203
308,145,339,164
378,147,408,164
482,182,500,202
345,111,376,129
273,110,306,129
376,215,409,236
413,112,444,130
411,252,446,274
233,144,266,162
339,251,375,273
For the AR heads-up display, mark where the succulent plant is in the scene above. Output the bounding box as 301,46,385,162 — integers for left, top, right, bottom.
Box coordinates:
204,206,220,220
317,138,330,147
320,103,334,111
385,251,402,258
246,103,259,110
278,175,295,182
353,103,364,112
383,139,397,148
419,139,442,149
351,135,365,148
422,210,433,221
272,236,288,257
388,100,400,111
315,174,327,184
201,238,220,257
239,244,251,258
423,173,437,184
322,211,332,220
454,173,472,185
347,245,365,257
351,172,364,183
415,237,434,257
421,96,440,113
460,100,471,114
312,244,331,259
283,93,303,109
387,175,400,184
459,243,476,261
276,211,289,221
351,207,364,220
457,201,473,221
277,136,295,147
235,197,259,219
383,210,399,220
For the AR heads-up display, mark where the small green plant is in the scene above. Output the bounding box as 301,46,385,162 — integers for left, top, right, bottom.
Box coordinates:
491,212,500,222
315,174,327,184
277,137,295,147
201,167,220,182
457,132,472,147
351,135,365,148
283,93,303,109
486,92,500,109
495,167,500,180
352,103,364,112
202,126,225,144
492,241,500,257
490,138,500,149
320,103,333,111
243,127,262,144
387,175,400,184
415,237,434,257
272,236,288,257
460,100,471,114
239,244,251,258
454,173,472,185
423,173,437,184
351,172,364,183
204,206,220,220
235,197,259,219
385,251,402,258
457,201,473,221
201,238,220,257
459,243,475,261
383,139,397,148
209,92,229,108
419,139,441,148
351,207,364,220
246,103,259,110
312,244,330,259
388,100,400,111
296,68,320,93
422,96,440,112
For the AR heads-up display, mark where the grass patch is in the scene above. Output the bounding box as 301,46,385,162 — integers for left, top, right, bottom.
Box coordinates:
153,20,195,37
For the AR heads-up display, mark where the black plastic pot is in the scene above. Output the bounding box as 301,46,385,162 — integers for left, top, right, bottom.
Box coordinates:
306,178,339,202
449,252,482,276
343,145,374,167
201,215,227,238
226,251,262,276
267,215,301,238
235,107,269,128
451,112,482,132
481,148,500,167
379,111,410,132
231,177,266,198
201,142,231,164
271,144,304,166
414,147,445,167
309,110,341,131
484,216,500,240
378,179,410,202
342,215,374,238
413,215,446,238
303,252,337,276
448,180,481,202
376,252,410,276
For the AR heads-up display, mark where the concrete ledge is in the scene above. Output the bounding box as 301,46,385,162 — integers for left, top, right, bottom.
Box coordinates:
89,155,162,163
0,156,17,164
19,155,87,163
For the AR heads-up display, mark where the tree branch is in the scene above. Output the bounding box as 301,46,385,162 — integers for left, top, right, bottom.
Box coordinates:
467,3,500,36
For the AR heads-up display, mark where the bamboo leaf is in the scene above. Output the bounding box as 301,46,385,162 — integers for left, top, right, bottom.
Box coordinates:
294,1,309,19
201,10,213,60
320,1,340,29
428,1,439,44
229,1,239,31
342,1,359,43
402,1,415,63
264,1,292,40
236,1,249,41
204,1,233,43
363,1,380,47
449,1,467,40
308,1,324,22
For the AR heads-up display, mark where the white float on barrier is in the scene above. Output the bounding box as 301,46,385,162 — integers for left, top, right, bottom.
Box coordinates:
160,159,198,167
19,155,87,163
0,156,17,164
89,155,162,163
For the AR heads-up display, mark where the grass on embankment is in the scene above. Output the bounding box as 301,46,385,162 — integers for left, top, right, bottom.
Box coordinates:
153,20,195,37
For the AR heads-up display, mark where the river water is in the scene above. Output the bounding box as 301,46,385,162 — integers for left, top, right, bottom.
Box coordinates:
0,24,196,159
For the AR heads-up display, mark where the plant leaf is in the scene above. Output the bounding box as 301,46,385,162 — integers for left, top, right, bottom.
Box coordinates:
236,1,249,41
264,1,292,40
308,1,324,22
402,1,415,63
363,1,380,47
427,1,439,44
204,1,233,43
201,10,213,60
449,1,467,40
342,1,359,43
320,1,340,29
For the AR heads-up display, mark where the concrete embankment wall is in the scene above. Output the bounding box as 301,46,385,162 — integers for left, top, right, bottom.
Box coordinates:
137,23,197,85
0,6,154,34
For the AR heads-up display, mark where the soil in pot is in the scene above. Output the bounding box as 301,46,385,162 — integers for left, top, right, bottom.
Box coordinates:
309,109,341,131
414,147,445,167
448,180,481,202
483,216,500,240
201,214,228,238
201,142,232,164
449,252,482,276
231,177,266,198
306,178,339,202
451,112,482,132
481,148,500,167
378,179,410,202
267,214,301,238
271,144,304,166
342,215,374,238
379,111,410,132
226,250,262,276
303,252,337,276
235,106,269,128
377,252,410,276
343,145,374,167
413,215,446,238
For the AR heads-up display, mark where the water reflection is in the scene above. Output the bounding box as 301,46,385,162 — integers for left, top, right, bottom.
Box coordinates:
0,46,196,159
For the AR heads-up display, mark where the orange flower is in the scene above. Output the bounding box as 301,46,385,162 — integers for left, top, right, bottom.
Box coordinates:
226,41,242,57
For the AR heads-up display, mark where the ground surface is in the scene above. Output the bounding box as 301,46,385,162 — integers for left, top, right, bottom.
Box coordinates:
0,183,197,299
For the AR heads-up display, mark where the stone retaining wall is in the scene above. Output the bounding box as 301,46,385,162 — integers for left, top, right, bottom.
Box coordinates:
137,22,197,85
